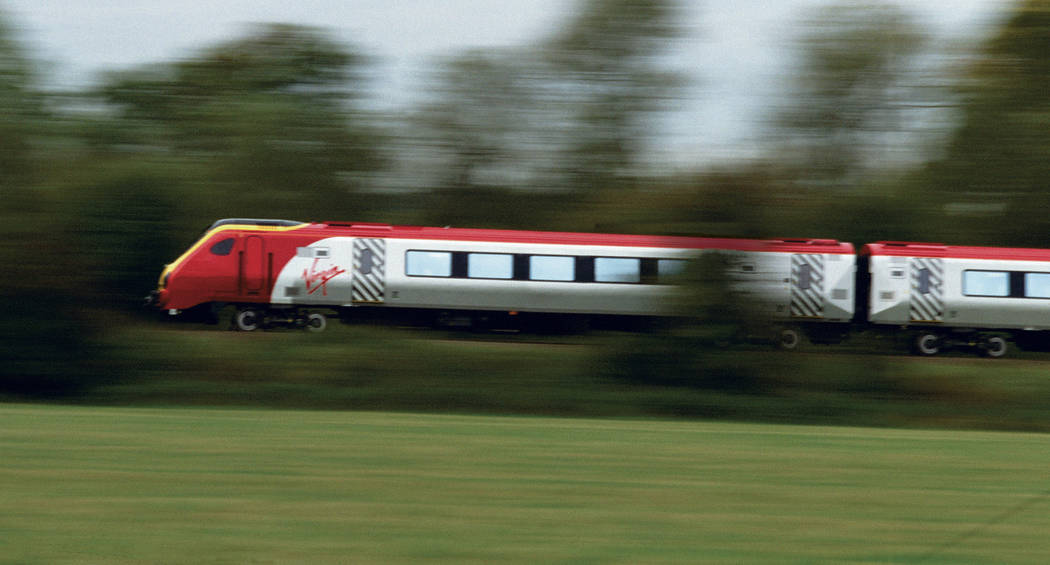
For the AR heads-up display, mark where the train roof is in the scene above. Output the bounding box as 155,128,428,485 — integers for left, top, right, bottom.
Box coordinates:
249,221,856,254
863,241,1050,261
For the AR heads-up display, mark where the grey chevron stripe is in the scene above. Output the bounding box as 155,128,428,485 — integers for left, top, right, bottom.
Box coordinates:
352,238,386,303
909,257,943,322
791,254,825,319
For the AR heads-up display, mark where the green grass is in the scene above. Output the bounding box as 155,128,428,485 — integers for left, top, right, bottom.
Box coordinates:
3,404,1050,564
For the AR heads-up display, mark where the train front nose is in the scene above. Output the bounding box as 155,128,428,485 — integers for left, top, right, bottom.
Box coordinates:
144,289,170,308
146,268,172,308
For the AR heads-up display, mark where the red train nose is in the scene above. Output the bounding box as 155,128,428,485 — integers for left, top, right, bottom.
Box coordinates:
153,289,170,308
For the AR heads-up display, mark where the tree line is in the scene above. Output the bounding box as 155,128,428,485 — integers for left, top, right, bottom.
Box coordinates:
2,0,1049,397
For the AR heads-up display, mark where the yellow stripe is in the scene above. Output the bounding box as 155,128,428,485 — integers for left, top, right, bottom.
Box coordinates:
158,223,309,289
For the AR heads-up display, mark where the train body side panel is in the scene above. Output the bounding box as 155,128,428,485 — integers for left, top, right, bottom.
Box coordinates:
944,258,1050,330
867,255,913,325
270,237,355,306
821,252,857,323
383,239,686,316
869,253,1050,330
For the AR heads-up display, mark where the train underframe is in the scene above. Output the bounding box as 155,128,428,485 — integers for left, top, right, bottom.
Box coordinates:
163,301,1050,358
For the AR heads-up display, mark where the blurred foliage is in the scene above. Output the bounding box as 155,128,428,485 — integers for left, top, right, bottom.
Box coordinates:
3,0,1050,424
402,0,681,229
912,0,1050,247
600,253,767,392
0,15,107,396
93,23,383,224
59,324,1050,432
772,3,926,188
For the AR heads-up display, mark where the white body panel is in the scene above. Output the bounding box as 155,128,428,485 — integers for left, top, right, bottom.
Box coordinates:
869,255,1050,330
271,237,354,306
385,239,683,316
271,236,856,320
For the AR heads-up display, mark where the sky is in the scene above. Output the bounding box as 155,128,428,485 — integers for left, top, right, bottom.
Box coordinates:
1,0,1008,167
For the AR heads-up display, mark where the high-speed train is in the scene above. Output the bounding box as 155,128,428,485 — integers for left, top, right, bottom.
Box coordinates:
146,218,1050,357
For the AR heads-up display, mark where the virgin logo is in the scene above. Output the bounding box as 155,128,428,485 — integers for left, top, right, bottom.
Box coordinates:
302,259,346,296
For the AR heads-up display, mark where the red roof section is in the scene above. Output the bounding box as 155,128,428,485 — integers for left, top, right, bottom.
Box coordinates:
300,222,855,254
863,241,1050,261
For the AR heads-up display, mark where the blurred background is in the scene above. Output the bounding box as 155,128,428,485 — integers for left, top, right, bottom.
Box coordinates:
2,0,1050,428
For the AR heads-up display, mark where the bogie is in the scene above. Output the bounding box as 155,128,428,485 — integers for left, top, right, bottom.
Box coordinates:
233,307,328,332
913,332,942,356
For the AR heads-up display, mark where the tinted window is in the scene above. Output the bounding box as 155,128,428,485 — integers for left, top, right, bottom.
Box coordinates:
406,251,452,277
963,271,1009,297
358,248,374,276
468,253,513,279
210,238,235,256
595,257,640,283
530,256,574,281
917,268,931,295
797,263,812,291
657,259,688,281
1025,273,1050,298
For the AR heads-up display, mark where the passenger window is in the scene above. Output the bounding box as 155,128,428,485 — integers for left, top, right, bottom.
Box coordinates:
210,238,235,256
1025,273,1050,298
529,256,575,281
963,271,1009,297
657,259,688,282
406,251,452,277
595,257,640,283
468,253,513,279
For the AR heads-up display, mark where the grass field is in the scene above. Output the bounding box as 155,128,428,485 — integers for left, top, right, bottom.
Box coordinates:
3,405,1050,564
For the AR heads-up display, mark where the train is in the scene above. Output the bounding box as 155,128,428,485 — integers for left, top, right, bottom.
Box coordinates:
146,218,1050,357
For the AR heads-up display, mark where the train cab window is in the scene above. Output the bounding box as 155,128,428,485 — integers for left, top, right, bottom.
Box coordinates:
210,238,235,256
406,251,452,277
468,253,513,279
595,258,640,283
1025,273,1050,298
529,256,575,281
963,270,1009,297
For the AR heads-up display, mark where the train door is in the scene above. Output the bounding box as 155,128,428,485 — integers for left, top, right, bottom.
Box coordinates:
909,257,943,322
241,235,265,295
790,254,825,319
351,238,386,304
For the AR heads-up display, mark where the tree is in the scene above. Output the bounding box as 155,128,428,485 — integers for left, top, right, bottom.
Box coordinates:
542,0,681,195
0,12,41,203
770,3,926,189
96,24,383,223
0,11,106,397
400,0,681,229
915,0,1050,246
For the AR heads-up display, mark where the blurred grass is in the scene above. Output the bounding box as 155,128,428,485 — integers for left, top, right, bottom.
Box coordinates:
2,405,1049,564
55,321,1050,432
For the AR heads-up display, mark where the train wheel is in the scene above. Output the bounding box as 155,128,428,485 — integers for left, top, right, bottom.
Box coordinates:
778,328,802,350
914,333,941,356
235,308,262,332
981,336,1008,358
305,313,327,333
